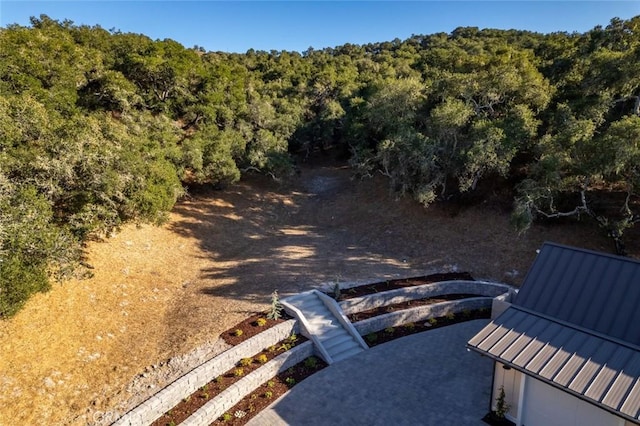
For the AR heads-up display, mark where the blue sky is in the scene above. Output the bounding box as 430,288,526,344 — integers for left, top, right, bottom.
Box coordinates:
1,1,639,53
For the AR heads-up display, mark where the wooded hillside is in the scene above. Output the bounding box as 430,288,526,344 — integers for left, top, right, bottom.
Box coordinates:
1,15,639,317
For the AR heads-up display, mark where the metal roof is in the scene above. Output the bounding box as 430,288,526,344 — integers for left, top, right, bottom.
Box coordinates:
467,243,640,422
468,307,640,422
515,242,640,346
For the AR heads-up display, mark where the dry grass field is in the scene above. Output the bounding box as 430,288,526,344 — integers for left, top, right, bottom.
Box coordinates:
0,162,631,425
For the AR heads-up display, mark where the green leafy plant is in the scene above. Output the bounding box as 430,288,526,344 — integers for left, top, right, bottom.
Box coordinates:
405,322,415,330
233,329,243,337
222,413,232,422
495,385,511,419
264,390,273,398
234,368,244,377
238,357,252,367
428,317,438,326
267,290,283,320
256,354,268,364
256,317,267,327
384,327,395,334
304,356,318,369
332,279,341,300
446,311,455,320
267,380,275,388
366,332,378,343
285,377,296,387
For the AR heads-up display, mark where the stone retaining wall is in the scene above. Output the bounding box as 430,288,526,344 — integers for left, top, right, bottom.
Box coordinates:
353,297,493,336
181,341,314,426
112,320,299,426
339,280,510,315
112,279,512,426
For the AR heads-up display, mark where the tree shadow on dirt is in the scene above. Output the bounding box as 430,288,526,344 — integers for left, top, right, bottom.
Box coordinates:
167,167,443,304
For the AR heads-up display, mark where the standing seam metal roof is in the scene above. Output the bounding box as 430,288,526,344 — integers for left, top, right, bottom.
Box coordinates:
467,307,640,422
467,242,640,423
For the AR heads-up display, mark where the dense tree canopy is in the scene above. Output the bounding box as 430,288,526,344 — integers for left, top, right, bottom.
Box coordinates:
1,14,639,316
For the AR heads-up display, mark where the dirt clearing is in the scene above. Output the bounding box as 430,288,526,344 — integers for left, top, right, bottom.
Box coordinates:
0,162,630,425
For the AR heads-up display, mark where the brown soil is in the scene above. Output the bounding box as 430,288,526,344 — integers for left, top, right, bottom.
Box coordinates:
363,309,491,346
220,313,291,346
151,333,307,426
333,272,474,299
209,358,328,426
346,294,479,322
0,159,632,425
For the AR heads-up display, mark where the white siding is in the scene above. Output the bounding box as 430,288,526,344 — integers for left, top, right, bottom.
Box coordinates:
493,363,521,421
521,378,623,426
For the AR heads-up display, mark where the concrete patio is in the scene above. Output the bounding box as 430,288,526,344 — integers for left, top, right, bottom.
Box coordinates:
247,319,492,426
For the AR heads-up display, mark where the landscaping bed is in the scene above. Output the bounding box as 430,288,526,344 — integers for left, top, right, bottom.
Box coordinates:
347,293,479,322
210,357,328,425
149,275,490,426
333,272,474,299
361,308,491,347
221,312,291,346
151,333,306,426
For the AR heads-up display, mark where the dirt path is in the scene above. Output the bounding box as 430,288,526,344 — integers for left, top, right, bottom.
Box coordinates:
0,163,624,425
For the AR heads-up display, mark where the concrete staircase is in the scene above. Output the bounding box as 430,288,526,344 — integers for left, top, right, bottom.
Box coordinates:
281,290,368,364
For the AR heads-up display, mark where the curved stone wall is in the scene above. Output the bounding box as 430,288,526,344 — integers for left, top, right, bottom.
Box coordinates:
111,279,513,426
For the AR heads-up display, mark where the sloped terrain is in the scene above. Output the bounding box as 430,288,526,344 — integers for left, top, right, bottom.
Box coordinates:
0,162,628,425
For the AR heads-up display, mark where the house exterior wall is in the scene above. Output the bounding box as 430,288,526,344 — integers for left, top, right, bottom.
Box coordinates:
492,363,521,422
520,377,624,426
491,363,630,426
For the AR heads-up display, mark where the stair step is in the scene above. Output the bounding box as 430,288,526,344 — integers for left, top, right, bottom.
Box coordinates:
331,346,365,362
282,290,367,365
295,299,323,309
326,339,359,354
316,327,346,341
308,324,340,336
304,307,331,317
323,334,354,350
319,327,349,343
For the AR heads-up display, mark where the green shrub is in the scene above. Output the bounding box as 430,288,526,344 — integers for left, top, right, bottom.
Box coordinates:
0,184,80,318
304,356,318,369
266,290,283,320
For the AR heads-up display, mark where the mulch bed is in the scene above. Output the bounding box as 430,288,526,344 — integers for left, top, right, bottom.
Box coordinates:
347,293,479,322
221,313,291,346
152,273,485,425
209,358,328,425
151,333,307,426
362,308,491,347
333,272,474,300
482,412,516,426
